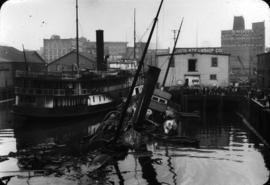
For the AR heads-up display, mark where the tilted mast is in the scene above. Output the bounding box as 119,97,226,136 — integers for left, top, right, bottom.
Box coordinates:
114,0,165,142
162,18,184,87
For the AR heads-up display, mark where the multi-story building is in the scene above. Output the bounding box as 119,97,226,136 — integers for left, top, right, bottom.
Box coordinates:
257,52,270,88
43,34,128,63
43,35,87,63
221,16,265,83
157,48,230,87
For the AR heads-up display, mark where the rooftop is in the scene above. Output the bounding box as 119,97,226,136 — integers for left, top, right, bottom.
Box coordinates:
0,45,45,63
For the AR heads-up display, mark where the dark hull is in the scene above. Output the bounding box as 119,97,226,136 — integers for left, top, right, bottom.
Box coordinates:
12,84,134,120
13,100,122,120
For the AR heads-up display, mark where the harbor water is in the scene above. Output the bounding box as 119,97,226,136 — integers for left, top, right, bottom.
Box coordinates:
0,101,269,185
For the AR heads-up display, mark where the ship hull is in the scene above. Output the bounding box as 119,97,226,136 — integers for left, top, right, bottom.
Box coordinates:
12,99,122,119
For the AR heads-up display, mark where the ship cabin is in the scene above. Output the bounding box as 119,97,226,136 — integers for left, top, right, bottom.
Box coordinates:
149,89,172,113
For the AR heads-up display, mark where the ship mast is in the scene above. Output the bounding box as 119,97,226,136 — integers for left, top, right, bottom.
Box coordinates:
22,44,28,89
133,8,136,60
76,0,80,73
22,44,28,75
162,18,184,87
114,0,164,142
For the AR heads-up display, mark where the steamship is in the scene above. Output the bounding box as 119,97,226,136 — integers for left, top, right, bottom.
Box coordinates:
12,0,142,119
12,31,136,118
12,68,133,119
13,31,137,119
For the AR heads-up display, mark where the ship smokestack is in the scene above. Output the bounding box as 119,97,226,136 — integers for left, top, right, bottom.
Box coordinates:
96,30,106,71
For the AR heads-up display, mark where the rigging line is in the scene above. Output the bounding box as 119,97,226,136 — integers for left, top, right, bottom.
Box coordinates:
137,19,155,42
159,58,169,69
78,22,84,38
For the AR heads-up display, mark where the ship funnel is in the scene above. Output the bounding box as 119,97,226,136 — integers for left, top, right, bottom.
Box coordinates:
96,30,106,71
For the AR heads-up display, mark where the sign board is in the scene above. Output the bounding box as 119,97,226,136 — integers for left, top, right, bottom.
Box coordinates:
175,47,223,54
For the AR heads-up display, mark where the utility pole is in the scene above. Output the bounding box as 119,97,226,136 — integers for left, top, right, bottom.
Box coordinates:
162,18,184,87
172,29,178,45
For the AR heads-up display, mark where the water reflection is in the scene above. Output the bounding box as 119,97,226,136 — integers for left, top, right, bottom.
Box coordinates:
165,146,177,185
0,102,269,185
136,144,161,185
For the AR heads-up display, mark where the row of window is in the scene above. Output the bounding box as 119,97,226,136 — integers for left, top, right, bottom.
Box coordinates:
89,95,106,103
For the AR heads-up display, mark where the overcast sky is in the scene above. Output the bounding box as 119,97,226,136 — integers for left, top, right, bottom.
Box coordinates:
0,0,269,51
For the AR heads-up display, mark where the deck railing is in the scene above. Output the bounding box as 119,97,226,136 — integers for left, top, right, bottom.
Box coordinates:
15,71,80,80
14,87,92,96
15,70,132,80
14,82,130,96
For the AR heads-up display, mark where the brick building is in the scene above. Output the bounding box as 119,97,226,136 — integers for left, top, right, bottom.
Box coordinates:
43,34,128,63
221,16,265,83
43,35,87,63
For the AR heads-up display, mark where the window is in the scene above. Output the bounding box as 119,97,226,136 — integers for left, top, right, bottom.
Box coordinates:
152,96,158,102
188,59,197,72
211,57,218,67
210,74,217,80
159,99,166,104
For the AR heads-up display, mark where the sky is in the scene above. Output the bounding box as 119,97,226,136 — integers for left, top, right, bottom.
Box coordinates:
0,0,269,51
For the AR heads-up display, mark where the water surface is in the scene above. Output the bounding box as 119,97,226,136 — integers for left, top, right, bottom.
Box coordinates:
0,101,269,185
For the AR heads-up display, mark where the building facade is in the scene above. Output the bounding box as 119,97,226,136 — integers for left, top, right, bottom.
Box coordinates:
43,35,87,63
221,16,265,83
157,49,230,87
0,46,46,88
257,52,270,88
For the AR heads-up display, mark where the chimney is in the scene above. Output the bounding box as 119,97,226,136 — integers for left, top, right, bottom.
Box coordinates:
96,30,106,71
